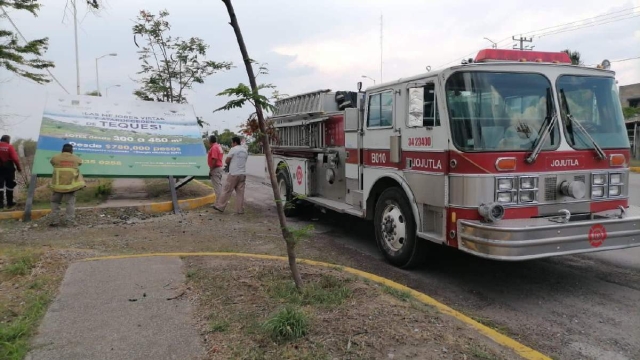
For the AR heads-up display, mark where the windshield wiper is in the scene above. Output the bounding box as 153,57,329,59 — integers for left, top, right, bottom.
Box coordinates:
526,88,556,164
560,89,607,160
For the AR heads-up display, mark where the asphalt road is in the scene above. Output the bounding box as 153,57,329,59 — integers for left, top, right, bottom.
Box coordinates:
245,155,640,360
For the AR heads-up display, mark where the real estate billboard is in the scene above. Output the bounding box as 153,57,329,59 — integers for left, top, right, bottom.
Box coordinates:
32,95,209,177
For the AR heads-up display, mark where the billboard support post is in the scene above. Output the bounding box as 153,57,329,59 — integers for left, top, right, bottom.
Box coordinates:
23,174,38,222
168,176,180,214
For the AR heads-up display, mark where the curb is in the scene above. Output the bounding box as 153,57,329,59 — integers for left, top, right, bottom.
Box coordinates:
82,252,550,360
630,167,640,173
0,193,216,221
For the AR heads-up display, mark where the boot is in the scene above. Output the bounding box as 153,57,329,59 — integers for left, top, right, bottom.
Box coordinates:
6,189,16,208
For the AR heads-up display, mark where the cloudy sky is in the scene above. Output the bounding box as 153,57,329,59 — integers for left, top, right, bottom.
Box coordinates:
1,0,639,140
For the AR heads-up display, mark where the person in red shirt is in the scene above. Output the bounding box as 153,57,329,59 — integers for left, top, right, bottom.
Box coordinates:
207,135,224,200
0,135,22,209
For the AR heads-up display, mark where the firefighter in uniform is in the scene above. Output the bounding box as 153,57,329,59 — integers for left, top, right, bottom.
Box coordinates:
0,135,22,210
49,144,85,226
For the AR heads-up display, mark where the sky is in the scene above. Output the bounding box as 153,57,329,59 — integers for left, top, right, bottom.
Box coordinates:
1,0,639,140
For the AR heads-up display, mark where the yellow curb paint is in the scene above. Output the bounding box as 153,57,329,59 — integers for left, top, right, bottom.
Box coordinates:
630,167,640,173
0,193,216,221
82,252,550,360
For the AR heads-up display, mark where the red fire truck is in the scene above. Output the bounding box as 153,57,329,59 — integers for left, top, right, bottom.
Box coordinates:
267,49,640,268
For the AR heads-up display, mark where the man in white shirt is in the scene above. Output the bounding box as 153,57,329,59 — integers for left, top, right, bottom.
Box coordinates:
212,136,249,214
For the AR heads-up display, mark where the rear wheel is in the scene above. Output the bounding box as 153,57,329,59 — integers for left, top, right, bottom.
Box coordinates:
277,168,298,217
374,187,425,268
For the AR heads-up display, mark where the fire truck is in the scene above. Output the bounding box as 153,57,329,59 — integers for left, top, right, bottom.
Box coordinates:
266,49,640,268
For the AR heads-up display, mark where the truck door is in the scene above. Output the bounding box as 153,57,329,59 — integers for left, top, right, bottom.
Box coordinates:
362,89,397,170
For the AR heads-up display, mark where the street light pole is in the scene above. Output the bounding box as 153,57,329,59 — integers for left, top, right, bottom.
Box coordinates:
361,75,376,85
95,53,117,96
73,0,80,95
105,84,121,97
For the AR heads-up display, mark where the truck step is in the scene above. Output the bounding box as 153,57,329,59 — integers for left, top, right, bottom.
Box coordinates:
305,197,364,218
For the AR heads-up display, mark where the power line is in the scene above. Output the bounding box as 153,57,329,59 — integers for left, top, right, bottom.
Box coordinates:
612,56,640,63
536,13,640,38
0,6,70,94
520,5,640,37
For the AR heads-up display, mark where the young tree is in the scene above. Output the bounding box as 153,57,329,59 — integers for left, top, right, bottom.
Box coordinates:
220,0,303,289
562,49,583,65
132,9,232,104
0,0,54,83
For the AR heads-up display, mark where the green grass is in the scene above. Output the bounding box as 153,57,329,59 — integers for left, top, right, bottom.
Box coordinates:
3,254,38,277
471,316,512,336
185,269,198,279
209,319,230,333
468,344,500,360
0,292,52,360
267,275,352,307
262,306,309,342
382,285,412,302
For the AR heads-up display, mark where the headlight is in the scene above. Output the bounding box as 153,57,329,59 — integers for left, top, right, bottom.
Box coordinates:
609,185,621,197
610,173,622,185
497,178,513,191
520,177,536,190
519,190,535,203
497,192,513,203
592,173,606,185
592,186,605,198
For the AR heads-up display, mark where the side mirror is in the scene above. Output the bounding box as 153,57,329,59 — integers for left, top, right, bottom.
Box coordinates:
357,82,363,91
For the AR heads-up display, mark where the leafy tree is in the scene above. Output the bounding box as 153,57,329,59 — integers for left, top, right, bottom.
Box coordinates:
132,9,232,104
562,49,583,65
85,90,101,96
220,0,303,289
0,0,54,83
623,107,640,120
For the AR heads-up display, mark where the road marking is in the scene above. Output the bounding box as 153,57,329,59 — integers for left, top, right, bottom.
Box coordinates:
83,252,551,360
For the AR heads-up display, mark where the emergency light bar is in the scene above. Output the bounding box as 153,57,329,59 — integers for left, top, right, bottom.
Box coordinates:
474,49,572,64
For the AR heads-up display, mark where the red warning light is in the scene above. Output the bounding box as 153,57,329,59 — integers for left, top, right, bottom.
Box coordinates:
474,49,572,64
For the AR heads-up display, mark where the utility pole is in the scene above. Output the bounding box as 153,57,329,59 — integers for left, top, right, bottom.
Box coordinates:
72,0,80,95
380,14,383,83
512,35,533,51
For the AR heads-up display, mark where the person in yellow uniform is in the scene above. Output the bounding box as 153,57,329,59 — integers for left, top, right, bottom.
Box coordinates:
49,144,85,226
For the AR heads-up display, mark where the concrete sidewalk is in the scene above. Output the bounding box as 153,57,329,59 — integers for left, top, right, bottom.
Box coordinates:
27,257,204,360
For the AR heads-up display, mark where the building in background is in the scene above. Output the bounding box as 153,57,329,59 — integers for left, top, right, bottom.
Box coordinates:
621,83,640,159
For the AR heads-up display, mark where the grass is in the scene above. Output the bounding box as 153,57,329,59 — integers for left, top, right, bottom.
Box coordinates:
267,274,352,307
630,158,640,168
262,306,309,342
0,249,56,360
3,253,38,277
382,285,412,302
21,178,113,210
468,344,500,360
209,319,230,333
472,316,512,336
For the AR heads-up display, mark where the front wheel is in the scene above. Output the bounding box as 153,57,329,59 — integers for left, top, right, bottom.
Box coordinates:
277,168,298,217
374,187,425,268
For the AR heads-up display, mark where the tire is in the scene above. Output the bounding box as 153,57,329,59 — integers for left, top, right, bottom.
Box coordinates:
277,168,298,217
374,187,425,269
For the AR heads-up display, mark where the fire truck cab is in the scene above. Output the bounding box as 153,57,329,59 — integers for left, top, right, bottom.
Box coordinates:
267,49,640,268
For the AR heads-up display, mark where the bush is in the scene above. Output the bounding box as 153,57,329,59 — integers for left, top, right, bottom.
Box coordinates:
262,306,309,342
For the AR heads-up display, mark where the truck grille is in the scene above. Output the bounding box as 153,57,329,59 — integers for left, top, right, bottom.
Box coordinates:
544,176,557,201
574,175,586,183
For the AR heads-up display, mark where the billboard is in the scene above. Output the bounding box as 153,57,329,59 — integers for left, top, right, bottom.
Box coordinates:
32,95,209,177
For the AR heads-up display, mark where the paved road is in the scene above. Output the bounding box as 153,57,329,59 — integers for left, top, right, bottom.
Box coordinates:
246,155,640,360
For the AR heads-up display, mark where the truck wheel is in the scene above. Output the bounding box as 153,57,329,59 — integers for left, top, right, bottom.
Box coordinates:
374,187,425,269
277,169,298,217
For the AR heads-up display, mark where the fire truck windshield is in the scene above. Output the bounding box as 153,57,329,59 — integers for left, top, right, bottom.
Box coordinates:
446,72,559,152
556,75,629,150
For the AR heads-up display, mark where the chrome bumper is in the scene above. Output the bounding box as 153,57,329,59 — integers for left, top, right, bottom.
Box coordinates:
457,206,640,261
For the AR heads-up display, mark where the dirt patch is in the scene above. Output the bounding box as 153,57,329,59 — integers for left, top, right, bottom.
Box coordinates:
144,178,212,201
9,178,113,211
184,257,514,360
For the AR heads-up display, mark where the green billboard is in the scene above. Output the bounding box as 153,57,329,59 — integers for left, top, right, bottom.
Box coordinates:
32,95,209,178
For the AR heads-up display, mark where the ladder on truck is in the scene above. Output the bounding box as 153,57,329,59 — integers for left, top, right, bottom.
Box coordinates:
271,89,342,148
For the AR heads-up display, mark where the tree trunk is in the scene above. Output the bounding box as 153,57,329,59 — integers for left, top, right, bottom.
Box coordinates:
221,0,303,289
